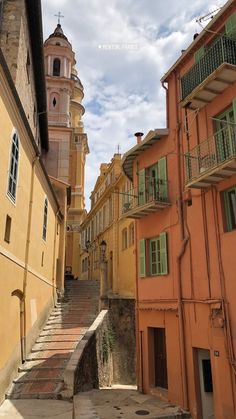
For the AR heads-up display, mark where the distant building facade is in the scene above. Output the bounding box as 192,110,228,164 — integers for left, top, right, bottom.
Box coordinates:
43,23,89,278
122,1,236,418
80,153,136,383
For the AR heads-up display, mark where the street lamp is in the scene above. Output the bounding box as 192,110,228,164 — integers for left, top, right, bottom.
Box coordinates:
100,240,107,262
85,239,91,252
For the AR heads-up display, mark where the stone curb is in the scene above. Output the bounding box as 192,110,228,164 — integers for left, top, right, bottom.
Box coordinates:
61,310,108,399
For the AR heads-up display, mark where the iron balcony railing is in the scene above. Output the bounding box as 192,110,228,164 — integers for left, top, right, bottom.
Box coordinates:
185,123,236,184
122,178,169,214
181,35,236,100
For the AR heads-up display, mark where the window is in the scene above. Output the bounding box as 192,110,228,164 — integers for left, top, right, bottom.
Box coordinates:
129,223,135,246
42,198,48,241
7,131,19,202
122,228,128,250
194,46,205,63
214,101,236,163
139,232,168,278
53,58,61,76
138,156,168,205
225,12,236,38
223,186,236,231
4,215,12,243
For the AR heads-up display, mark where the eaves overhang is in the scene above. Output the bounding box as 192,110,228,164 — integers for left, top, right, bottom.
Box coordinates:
122,129,169,181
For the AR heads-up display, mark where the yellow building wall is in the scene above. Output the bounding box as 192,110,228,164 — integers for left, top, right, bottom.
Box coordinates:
0,84,61,400
80,156,136,298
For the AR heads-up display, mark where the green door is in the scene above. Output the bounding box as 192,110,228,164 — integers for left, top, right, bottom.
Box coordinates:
157,157,167,201
215,105,235,162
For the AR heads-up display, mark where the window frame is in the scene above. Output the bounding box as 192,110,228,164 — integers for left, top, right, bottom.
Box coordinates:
7,130,20,204
223,186,236,232
42,197,48,241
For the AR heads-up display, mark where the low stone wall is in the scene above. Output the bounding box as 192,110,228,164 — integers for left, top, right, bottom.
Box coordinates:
108,297,136,385
62,310,113,398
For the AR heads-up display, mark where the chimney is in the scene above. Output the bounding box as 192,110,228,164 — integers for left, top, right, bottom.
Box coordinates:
134,132,144,144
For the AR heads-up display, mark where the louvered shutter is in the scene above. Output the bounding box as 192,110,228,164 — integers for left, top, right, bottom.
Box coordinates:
159,232,168,275
139,239,146,277
157,157,167,201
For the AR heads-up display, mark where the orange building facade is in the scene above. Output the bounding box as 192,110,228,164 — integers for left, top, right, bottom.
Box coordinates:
122,1,236,418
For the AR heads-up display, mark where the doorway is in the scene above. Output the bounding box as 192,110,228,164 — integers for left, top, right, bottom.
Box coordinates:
197,349,214,419
152,327,168,389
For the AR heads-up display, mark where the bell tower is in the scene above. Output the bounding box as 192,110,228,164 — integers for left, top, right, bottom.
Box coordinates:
43,23,89,277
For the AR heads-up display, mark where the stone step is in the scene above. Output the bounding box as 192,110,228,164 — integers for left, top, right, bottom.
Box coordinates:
6,381,64,400
32,340,78,352
43,324,90,331
13,369,64,383
36,334,82,343
26,349,73,361
18,358,68,372
39,327,88,336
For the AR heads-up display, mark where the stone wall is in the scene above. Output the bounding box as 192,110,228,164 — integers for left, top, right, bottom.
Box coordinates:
63,310,113,398
108,297,136,385
0,0,37,139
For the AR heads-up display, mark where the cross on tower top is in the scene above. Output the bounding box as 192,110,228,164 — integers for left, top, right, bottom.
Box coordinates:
54,11,64,25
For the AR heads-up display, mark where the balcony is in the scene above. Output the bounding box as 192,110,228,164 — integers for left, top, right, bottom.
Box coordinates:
185,124,236,188
122,179,170,219
181,36,236,110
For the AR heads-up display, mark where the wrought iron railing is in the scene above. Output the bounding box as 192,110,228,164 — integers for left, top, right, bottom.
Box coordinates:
122,178,169,214
185,124,236,183
181,36,236,100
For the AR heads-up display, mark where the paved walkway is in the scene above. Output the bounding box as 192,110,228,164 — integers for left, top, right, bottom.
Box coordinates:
0,387,191,419
74,387,191,419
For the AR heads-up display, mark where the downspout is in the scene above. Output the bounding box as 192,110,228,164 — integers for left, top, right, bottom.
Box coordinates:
52,210,61,306
174,71,189,410
161,81,169,128
22,153,39,361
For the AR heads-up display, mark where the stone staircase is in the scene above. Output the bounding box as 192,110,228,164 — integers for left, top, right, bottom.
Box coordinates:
6,279,100,400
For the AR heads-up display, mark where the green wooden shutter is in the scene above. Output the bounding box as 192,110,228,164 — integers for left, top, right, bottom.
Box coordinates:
232,98,236,122
225,13,236,38
139,239,146,277
138,169,146,205
157,157,167,201
194,47,205,63
159,232,168,275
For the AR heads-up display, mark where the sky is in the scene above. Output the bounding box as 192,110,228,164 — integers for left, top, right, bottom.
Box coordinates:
42,0,223,209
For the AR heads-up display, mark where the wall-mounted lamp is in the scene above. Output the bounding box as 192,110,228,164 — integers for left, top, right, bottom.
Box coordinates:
100,240,107,261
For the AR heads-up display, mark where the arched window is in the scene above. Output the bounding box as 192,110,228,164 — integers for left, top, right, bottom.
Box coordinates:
53,58,61,76
7,131,19,202
42,198,48,241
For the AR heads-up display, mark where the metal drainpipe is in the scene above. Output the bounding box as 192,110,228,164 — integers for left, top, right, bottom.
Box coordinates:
22,154,39,361
174,71,189,411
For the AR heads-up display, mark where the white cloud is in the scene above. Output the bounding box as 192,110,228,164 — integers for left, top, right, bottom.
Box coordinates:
42,0,224,208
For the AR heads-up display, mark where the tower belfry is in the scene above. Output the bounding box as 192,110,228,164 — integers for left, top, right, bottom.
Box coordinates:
43,23,89,277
